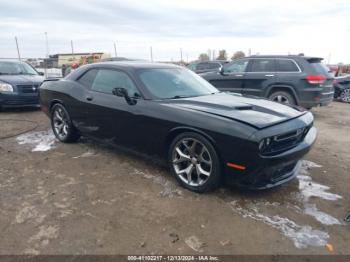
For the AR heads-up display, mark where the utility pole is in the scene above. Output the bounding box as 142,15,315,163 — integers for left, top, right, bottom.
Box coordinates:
71,40,75,57
180,48,183,63
213,50,215,60
150,46,153,62
114,42,117,57
327,53,331,64
45,32,49,58
248,48,251,56
15,36,21,61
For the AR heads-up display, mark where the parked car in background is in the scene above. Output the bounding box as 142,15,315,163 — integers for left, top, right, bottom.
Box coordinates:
40,61,316,192
333,74,350,103
200,55,334,109
0,60,45,109
187,60,229,74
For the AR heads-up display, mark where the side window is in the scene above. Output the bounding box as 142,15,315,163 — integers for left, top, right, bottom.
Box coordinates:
276,59,299,72
196,63,209,70
187,63,197,71
91,69,140,97
250,59,275,72
224,59,248,73
208,62,221,69
77,69,98,89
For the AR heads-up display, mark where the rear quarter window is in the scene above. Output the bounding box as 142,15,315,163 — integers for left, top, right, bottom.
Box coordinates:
276,59,300,72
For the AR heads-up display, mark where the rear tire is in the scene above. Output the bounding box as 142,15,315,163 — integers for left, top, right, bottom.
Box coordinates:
168,132,221,193
269,91,296,105
51,104,80,143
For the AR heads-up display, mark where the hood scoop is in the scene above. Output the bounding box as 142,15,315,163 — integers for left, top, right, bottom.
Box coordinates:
234,105,253,110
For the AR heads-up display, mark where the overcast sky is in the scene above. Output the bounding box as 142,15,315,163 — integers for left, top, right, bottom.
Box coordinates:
0,0,349,63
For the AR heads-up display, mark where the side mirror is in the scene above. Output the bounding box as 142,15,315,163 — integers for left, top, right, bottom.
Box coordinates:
38,72,45,76
112,87,136,105
219,66,225,75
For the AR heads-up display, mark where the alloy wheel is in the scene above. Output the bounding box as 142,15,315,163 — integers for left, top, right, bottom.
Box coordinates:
272,95,290,104
172,138,212,187
53,107,69,140
340,89,350,103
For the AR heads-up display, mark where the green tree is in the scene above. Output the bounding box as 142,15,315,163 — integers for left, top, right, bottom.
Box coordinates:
216,50,227,60
198,53,210,61
231,51,246,60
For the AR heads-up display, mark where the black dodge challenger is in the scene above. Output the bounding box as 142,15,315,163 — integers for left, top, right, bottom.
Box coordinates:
39,62,317,192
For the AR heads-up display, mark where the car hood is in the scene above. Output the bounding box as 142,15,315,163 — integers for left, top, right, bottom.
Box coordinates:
0,74,44,85
165,92,306,129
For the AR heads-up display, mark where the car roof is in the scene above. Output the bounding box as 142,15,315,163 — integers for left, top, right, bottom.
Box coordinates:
245,55,323,60
89,61,181,69
0,59,27,63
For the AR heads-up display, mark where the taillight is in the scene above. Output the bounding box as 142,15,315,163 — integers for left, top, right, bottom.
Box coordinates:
305,75,326,84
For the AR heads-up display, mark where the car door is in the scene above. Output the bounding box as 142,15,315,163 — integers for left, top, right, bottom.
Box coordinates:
242,58,276,97
208,59,249,93
79,68,143,147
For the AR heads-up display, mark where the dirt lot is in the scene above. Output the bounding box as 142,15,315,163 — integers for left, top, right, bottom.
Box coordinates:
0,102,349,255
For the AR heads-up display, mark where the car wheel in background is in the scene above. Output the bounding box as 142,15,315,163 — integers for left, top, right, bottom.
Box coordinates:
269,91,296,105
168,132,221,193
340,89,350,103
51,104,80,143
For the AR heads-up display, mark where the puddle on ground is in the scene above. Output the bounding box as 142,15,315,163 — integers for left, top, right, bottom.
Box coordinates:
227,160,343,249
16,130,56,152
229,200,329,248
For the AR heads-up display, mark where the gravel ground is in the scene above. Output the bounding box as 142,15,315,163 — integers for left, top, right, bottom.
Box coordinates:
0,102,349,255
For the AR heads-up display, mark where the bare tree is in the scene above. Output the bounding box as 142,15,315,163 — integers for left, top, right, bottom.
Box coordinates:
198,53,210,61
216,50,227,60
231,51,246,60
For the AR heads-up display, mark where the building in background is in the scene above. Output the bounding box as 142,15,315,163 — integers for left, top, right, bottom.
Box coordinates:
57,52,111,67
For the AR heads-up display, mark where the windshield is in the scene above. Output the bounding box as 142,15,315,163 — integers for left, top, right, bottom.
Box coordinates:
137,68,218,99
0,61,38,75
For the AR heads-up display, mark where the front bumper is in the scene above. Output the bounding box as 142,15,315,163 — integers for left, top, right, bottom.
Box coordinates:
224,126,317,190
0,93,40,108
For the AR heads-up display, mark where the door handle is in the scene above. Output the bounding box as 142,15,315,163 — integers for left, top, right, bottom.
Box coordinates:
235,74,243,77
265,74,274,77
86,95,93,101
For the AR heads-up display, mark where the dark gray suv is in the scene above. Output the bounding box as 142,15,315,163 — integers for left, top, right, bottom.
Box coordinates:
199,55,334,109
188,60,229,74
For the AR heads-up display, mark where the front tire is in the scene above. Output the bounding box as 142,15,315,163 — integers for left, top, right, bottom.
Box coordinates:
168,132,221,193
340,89,350,103
269,91,296,105
51,104,80,143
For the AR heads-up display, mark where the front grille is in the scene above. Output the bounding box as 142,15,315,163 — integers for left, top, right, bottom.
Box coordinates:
270,161,297,182
261,124,312,155
17,84,39,94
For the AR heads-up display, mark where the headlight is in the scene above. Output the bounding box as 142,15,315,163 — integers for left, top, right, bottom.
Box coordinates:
258,137,271,151
0,82,14,92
